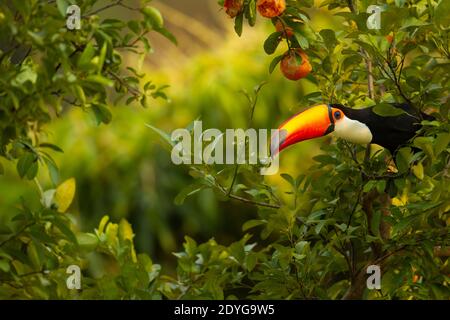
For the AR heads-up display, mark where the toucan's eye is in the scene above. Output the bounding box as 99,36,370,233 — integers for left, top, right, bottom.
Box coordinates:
334,110,342,120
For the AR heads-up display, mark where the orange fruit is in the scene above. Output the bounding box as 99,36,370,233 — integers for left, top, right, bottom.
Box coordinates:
275,20,293,38
224,0,243,18
257,0,286,18
280,49,312,81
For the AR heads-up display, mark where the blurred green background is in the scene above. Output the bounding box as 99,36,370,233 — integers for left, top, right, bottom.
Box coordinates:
0,0,337,272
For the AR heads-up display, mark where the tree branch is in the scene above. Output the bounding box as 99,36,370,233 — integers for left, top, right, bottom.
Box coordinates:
85,0,123,17
228,193,280,209
0,222,35,248
107,70,141,97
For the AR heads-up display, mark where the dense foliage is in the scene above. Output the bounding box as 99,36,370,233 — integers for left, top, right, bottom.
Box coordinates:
0,0,448,299
157,0,450,299
0,0,170,299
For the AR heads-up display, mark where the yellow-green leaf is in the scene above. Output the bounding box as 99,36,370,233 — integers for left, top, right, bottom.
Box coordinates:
27,242,41,270
98,215,109,235
373,103,406,117
412,162,424,180
54,178,76,213
119,219,134,242
142,6,163,28
105,222,118,246
76,233,99,251
119,219,137,262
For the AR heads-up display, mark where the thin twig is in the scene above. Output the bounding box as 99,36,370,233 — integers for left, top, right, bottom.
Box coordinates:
228,193,280,209
107,70,141,97
227,83,266,195
227,165,239,196
118,2,139,12
55,43,85,72
345,187,362,231
373,245,407,265
0,222,35,248
276,17,292,51
347,0,356,12
364,50,375,100
84,0,122,17
34,178,44,198
216,178,280,209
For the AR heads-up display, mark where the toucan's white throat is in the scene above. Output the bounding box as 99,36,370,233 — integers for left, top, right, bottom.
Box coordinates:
333,116,372,145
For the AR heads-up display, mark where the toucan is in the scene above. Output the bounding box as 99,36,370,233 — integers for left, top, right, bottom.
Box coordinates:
271,103,431,156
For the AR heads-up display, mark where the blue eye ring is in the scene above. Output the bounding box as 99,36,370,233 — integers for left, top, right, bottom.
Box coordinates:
334,110,341,120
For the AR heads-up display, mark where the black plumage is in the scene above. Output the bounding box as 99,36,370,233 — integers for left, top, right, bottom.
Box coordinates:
330,103,432,154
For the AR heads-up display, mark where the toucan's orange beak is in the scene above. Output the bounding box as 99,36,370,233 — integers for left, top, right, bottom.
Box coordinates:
271,104,334,156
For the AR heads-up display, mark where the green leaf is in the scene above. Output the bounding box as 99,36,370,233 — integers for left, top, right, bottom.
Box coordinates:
343,54,362,70
280,173,295,187
245,0,256,27
263,32,282,55
412,162,424,180
234,12,244,37
313,154,337,165
393,214,420,235
17,153,36,179
56,0,69,17
52,217,78,244
319,29,337,51
246,253,257,271
97,42,108,73
363,180,377,193
315,220,327,234
27,242,42,270
77,42,96,70
435,0,450,26
395,147,412,173
0,259,10,273
39,143,63,153
12,66,37,86
140,95,149,108
26,160,38,179
242,219,266,231
43,157,60,186
86,75,114,87
27,31,44,47
434,133,450,157
295,33,309,49
174,184,204,205
142,6,164,28
127,20,141,34
413,137,434,160
376,180,386,193
155,28,178,45
373,103,406,117
73,85,85,106
269,55,284,74
295,241,309,254
92,104,112,125
183,236,197,257
145,124,174,147
260,225,273,240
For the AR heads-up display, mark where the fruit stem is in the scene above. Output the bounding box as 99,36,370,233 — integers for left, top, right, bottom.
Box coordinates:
276,17,292,51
